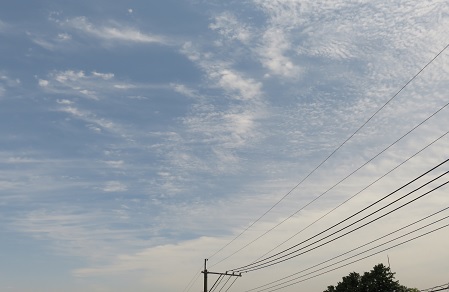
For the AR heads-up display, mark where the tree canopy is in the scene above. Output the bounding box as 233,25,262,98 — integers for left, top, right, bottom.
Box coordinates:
323,264,419,292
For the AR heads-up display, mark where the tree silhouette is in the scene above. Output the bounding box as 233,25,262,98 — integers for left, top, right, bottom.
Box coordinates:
323,264,417,292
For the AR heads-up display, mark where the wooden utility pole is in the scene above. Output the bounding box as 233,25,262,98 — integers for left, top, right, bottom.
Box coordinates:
201,259,242,292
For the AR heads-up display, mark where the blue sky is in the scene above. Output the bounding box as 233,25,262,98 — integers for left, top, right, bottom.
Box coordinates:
1,1,449,291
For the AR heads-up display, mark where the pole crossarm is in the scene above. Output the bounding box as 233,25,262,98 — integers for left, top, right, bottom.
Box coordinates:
202,271,242,277
202,259,242,292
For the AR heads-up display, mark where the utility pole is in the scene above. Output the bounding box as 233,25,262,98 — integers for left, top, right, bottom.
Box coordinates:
202,259,242,292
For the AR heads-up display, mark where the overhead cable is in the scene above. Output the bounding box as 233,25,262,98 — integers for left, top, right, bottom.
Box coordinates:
206,42,449,264
209,274,225,292
182,266,203,292
421,283,449,292
235,177,449,273
252,129,449,263
231,161,449,272
244,205,449,292
212,98,449,269
217,276,233,292
223,277,239,292
251,221,449,292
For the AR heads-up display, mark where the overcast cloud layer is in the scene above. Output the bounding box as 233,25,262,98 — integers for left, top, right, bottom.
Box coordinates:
1,1,449,292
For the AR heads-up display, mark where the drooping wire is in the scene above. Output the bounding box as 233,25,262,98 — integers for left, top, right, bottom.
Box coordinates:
250,129,449,263
252,221,449,292
236,177,449,273
245,205,449,292
212,97,449,269
421,283,449,292
207,41,449,265
223,277,239,292
217,276,232,292
209,274,225,292
182,266,203,292
231,160,449,272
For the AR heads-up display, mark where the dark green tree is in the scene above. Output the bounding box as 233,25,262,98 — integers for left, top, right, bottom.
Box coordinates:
323,264,417,292
358,264,402,292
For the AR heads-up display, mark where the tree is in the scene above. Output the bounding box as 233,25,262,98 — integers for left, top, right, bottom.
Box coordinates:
323,264,417,292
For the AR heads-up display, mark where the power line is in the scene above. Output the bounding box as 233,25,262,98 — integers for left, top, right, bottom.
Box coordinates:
206,41,449,265
209,275,225,292
231,160,449,272
244,205,449,292
212,98,449,269
250,221,449,292
223,277,239,292
217,276,232,292
421,283,449,292
183,265,204,292
236,178,449,273
250,129,449,263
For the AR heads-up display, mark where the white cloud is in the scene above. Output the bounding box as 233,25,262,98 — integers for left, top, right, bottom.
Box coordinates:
181,43,263,100
104,160,125,168
92,71,114,80
0,72,20,97
171,83,199,98
1,74,20,85
40,70,116,100
210,12,252,43
55,70,85,83
257,27,302,78
57,105,124,137
38,79,49,87
56,99,74,105
12,208,145,261
214,69,262,100
57,32,72,41
63,17,167,45
102,181,127,192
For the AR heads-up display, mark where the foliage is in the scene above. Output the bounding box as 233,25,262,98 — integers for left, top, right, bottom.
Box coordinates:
323,264,417,292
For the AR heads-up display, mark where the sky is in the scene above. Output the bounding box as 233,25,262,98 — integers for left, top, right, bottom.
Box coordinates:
1,0,449,291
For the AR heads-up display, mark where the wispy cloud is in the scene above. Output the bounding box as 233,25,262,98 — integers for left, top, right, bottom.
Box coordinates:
0,72,20,98
12,208,146,260
102,181,127,192
39,70,123,100
210,12,253,44
178,42,266,169
57,105,124,136
62,16,168,45
39,69,168,100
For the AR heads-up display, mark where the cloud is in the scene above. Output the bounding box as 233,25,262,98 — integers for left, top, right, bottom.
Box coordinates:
38,79,49,87
210,12,252,43
39,69,167,101
29,15,170,51
39,70,116,100
62,16,168,45
171,83,199,98
58,105,123,135
257,27,302,78
181,43,263,101
12,208,145,261
103,160,125,169
214,69,262,100
92,71,114,80
0,73,21,97
175,42,267,170
102,181,127,192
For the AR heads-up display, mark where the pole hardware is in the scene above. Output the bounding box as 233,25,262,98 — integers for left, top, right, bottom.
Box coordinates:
202,259,242,292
